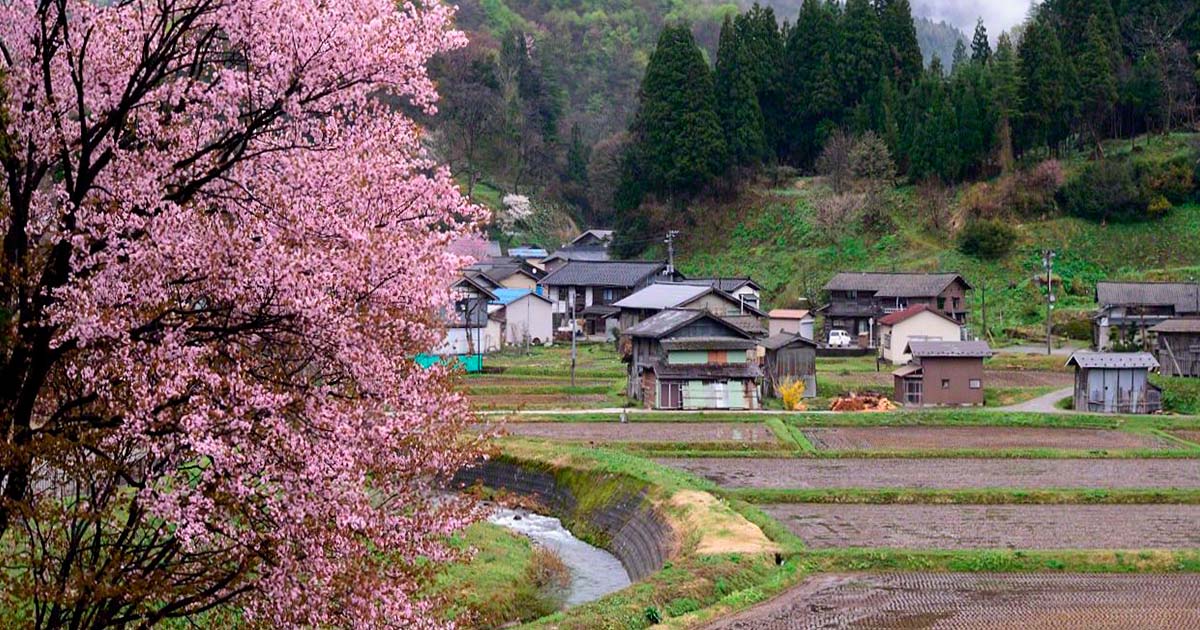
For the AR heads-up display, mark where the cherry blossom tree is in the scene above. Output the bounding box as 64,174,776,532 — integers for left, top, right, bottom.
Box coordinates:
0,1,487,627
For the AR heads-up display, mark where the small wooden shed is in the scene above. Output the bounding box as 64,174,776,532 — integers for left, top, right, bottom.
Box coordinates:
892,340,992,407
1066,352,1162,414
1150,318,1200,377
759,333,817,398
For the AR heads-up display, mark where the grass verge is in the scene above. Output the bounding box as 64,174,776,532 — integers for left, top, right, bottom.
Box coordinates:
793,548,1200,573
721,487,1200,505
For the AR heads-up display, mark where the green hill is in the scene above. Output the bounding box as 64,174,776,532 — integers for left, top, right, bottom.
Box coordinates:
677,133,1200,343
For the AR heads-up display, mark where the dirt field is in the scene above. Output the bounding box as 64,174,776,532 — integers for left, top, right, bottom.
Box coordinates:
704,573,1200,629
802,427,1172,451
763,503,1200,549
654,457,1200,489
485,422,778,444
1173,430,1200,444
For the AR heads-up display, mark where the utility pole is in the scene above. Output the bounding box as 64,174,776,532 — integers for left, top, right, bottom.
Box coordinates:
664,230,680,275
570,293,577,388
1043,249,1056,355
981,281,988,343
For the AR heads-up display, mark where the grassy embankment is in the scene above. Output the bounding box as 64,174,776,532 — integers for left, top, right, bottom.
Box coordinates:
425,522,569,627
678,133,1200,344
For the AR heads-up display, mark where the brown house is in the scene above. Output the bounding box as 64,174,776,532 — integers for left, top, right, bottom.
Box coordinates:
893,340,992,407
1151,318,1200,377
817,272,971,348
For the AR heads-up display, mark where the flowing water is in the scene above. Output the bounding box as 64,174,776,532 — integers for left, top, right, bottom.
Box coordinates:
489,508,632,607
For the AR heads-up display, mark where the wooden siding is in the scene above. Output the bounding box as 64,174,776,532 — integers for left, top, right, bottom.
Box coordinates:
1073,367,1162,413
763,346,817,398
1157,332,1200,377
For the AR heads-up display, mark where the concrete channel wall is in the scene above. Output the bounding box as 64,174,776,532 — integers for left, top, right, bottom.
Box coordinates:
452,459,675,580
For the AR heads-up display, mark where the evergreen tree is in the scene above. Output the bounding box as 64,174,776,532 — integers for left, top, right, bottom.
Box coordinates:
1018,18,1074,153
876,0,924,90
952,39,969,72
736,5,786,157
565,123,589,185
971,19,992,64
909,70,960,181
631,24,727,195
990,32,1023,170
715,15,769,166
841,0,887,107
951,63,995,177
782,0,843,164
1126,51,1167,134
1077,15,1119,152
1045,0,1120,61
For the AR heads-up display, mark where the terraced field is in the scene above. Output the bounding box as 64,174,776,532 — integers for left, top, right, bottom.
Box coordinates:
802,426,1172,451
656,457,1200,489
484,421,779,444
704,573,1200,629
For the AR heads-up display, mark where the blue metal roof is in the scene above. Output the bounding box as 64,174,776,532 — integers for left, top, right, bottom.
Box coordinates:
490,288,547,305
508,247,549,258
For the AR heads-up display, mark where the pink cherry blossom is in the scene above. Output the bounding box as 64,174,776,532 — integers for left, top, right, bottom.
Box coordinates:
0,0,488,626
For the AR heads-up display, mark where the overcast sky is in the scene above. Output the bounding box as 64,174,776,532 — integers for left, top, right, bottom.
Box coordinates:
912,0,1035,38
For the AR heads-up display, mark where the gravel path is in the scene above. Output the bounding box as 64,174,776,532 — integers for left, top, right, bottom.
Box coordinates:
802,426,1171,451
704,573,1200,629
1001,386,1074,412
655,457,1200,489
764,504,1200,549
484,421,777,444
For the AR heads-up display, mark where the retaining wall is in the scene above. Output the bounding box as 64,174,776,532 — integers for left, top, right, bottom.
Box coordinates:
452,459,674,581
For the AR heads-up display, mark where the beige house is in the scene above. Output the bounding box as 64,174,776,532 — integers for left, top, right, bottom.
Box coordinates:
877,304,964,365
768,309,814,339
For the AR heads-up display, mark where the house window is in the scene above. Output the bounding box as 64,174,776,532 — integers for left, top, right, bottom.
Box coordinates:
846,290,858,299
937,297,946,310
740,294,759,309
904,379,922,404
602,288,614,303
969,379,982,390
659,381,682,409
953,297,961,310
941,378,950,390
858,320,869,335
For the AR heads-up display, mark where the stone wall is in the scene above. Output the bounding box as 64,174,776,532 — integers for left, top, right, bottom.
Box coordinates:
452,459,674,581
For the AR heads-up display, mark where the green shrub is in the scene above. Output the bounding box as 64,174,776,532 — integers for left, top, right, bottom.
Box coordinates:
643,606,662,624
665,598,702,617
958,219,1018,260
1060,159,1150,222
1052,316,1093,341
1137,156,1196,205
1151,375,1200,415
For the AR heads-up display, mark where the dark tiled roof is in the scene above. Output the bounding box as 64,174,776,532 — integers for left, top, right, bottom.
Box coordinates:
539,260,666,287
624,309,753,339
1066,351,1159,369
580,304,620,317
1096,281,1200,312
543,246,611,263
569,229,614,245
1150,318,1200,334
759,333,818,351
680,277,761,293
877,304,961,327
824,272,970,297
652,362,762,380
661,337,757,351
906,340,992,358
723,315,767,335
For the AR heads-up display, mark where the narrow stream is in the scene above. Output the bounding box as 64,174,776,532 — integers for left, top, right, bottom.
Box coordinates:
489,508,632,607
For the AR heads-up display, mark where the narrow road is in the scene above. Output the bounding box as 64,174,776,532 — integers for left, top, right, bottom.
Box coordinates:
1000,386,1074,412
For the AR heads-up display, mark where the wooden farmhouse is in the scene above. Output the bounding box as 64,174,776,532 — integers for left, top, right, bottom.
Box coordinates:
538,260,680,336
622,309,758,408
1150,318,1200,377
817,272,971,348
892,340,991,407
759,333,818,399
1066,352,1162,414
877,304,964,365
1094,281,1200,350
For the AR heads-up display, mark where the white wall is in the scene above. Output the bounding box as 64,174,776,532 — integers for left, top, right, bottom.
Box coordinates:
503,296,554,346
769,317,814,340
437,324,502,355
882,312,964,365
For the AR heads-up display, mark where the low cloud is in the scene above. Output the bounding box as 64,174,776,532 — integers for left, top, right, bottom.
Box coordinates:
913,0,1033,38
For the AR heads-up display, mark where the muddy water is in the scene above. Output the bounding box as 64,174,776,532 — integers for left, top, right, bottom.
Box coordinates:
489,508,631,607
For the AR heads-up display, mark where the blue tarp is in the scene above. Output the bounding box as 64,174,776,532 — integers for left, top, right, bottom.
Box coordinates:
414,353,483,373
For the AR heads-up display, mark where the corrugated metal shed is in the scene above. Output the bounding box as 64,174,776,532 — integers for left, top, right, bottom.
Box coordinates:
613,283,709,309
759,333,818,351
539,260,667,287
824,272,970,297
906,340,993,358
661,337,757,351
1066,352,1160,369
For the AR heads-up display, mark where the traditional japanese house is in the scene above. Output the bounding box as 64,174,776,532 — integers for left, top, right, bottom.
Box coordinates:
613,283,766,331
1094,281,1200,350
892,340,991,407
817,272,971,348
622,309,755,403
1066,352,1162,414
759,333,818,399
877,304,964,365
646,338,762,410
539,260,679,336
1150,318,1200,378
